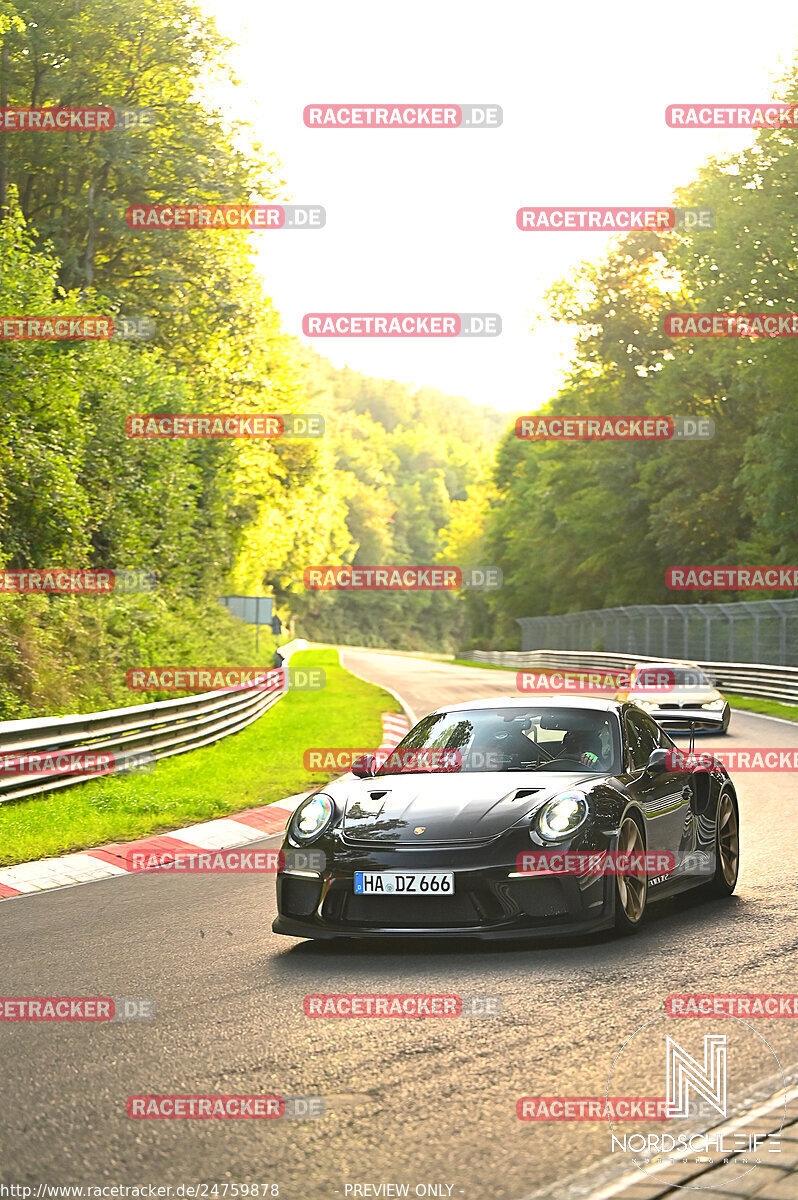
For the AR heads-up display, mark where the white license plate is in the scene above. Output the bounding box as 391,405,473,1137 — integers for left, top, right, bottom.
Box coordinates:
354,871,455,895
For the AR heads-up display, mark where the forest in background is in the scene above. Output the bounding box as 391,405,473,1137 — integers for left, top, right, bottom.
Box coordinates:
0,0,796,716
0,0,506,714
479,67,798,642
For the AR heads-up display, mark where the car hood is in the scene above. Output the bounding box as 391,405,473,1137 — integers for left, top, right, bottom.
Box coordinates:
333,770,598,844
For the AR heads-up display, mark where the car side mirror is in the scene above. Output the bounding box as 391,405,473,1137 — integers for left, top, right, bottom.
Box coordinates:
352,754,377,778
645,748,669,775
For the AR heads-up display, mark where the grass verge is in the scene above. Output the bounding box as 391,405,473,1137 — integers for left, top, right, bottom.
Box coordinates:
0,648,401,866
449,657,514,671
723,693,798,723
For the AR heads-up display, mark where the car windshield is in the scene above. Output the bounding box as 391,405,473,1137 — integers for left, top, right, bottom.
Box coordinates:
375,707,621,775
634,667,711,690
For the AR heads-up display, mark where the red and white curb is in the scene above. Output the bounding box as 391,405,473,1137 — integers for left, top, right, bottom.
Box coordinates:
0,712,410,903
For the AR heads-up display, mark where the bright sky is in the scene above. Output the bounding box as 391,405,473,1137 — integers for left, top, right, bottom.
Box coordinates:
200,0,797,411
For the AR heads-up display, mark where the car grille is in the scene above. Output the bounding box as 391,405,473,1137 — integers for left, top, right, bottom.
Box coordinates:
341,892,482,926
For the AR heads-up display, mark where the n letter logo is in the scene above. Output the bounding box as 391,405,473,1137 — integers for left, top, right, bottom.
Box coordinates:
666,1034,727,1119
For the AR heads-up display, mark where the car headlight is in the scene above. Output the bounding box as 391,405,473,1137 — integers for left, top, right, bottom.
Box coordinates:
535,792,589,841
701,698,726,710
291,793,335,843
636,700,659,711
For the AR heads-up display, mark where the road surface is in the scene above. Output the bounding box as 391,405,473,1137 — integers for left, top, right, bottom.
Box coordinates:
1,649,795,1199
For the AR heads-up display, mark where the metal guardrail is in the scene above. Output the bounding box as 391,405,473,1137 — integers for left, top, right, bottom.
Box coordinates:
0,639,308,804
468,649,798,706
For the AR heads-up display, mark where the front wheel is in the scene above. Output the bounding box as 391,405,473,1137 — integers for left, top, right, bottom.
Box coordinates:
614,814,648,935
704,789,739,897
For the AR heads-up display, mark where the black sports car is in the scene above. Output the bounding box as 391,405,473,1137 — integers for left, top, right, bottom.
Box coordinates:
273,698,739,940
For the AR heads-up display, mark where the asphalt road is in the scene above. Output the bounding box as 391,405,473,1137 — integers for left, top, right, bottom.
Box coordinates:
1,649,796,1199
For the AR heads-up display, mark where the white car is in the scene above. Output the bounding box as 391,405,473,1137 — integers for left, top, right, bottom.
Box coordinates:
619,661,731,734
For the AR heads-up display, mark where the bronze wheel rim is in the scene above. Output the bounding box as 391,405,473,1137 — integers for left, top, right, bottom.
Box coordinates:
617,817,646,923
718,792,739,887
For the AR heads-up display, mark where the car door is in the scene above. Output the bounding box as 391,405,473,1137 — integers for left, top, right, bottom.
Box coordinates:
623,707,692,860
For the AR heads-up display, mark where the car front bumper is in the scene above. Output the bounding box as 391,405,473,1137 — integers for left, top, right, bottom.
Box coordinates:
273,855,616,940
643,704,729,731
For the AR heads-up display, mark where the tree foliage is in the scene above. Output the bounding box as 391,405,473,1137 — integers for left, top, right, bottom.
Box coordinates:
482,69,798,644
0,0,509,711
